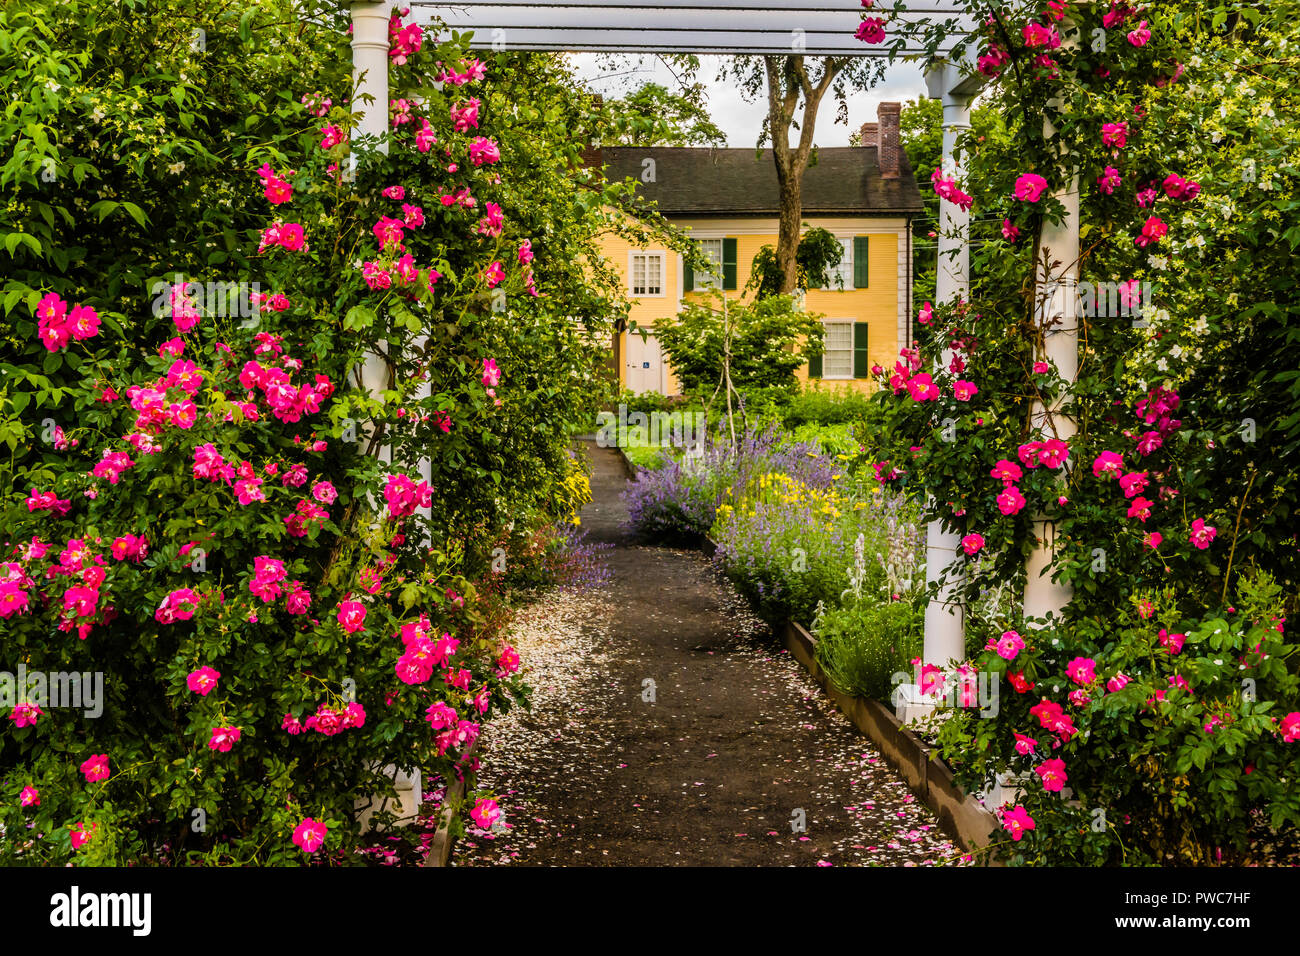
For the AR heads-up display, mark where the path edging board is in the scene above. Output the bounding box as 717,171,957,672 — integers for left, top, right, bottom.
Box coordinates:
614,445,638,480
779,619,1000,859
423,749,476,867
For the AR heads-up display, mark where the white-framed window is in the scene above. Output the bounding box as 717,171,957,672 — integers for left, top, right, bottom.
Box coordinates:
695,238,724,289
822,320,854,378
629,251,666,297
808,237,851,290
832,237,852,289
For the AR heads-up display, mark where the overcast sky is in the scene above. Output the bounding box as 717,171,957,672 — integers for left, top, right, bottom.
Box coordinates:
568,53,929,147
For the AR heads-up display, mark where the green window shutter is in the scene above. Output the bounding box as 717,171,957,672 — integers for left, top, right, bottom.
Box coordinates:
722,237,738,290
808,350,823,379
853,236,870,288
853,322,870,378
683,259,695,292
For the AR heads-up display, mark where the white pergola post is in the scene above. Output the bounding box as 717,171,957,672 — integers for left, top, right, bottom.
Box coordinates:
920,61,981,676
892,60,982,723
350,0,423,821
351,1,393,149
1023,12,1083,623
353,1,394,451
1024,150,1079,622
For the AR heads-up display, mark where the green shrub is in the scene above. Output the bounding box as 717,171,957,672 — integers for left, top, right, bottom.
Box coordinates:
812,599,921,701
782,385,875,428
621,443,671,470
785,422,858,460
653,292,825,402
612,388,681,416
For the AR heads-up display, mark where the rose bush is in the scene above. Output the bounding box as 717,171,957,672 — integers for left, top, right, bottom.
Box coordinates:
0,1,665,864
862,1,1300,863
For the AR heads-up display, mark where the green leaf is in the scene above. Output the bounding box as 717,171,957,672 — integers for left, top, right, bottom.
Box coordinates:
343,305,376,331
120,202,147,228
89,199,120,222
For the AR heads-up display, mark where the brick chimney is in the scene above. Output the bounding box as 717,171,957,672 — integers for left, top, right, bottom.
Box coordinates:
858,121,879,147
877,101,901,179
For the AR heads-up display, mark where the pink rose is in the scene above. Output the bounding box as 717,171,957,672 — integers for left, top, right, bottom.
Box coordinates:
1101,122,1128,149
292,817,328,853
80,753,110,783
1066,657,1096,685
996,485,1026,516
469,797,502,829
1013,173,1049,203
1035,758,1068,793
1001,805,1035,841
995,630,1025,661
187,666,221,696
208,726,241,752
1189,518,1216,549
337,600,367,633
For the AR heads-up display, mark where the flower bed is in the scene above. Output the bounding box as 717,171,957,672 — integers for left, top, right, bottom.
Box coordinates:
626,421,926,704
853,0,1300,865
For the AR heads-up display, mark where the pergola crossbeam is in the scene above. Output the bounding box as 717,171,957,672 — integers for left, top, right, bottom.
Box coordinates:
410,1,973,55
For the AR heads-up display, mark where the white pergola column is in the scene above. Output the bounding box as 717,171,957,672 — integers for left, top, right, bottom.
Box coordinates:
1024,142,1079,622
351,0,423,819
351,2,393,149
919,61,979,676
353,2,394,458
1023,15,1083,623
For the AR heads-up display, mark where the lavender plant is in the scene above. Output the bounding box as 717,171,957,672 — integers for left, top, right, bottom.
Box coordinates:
621,425,836,542
710,464,922,624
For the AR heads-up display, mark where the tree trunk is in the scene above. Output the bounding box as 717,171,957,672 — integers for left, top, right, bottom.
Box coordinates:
763,56,841,296
775,167,803,294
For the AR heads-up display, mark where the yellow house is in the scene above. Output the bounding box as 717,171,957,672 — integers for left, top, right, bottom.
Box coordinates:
592,103,923,395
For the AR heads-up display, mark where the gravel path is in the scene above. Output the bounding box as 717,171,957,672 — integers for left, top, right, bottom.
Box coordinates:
452,441,968,867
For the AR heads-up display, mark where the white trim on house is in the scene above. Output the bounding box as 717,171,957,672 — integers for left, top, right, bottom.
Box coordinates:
695,237,725,289
898,226,909,350
628,249,667,298
836,233,854,289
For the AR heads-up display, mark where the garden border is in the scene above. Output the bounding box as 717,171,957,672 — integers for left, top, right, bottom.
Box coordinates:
778,619,999,857
423,749,476,867
614,445,638,480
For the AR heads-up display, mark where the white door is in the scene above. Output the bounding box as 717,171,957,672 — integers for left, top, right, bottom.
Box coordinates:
625,329,664,394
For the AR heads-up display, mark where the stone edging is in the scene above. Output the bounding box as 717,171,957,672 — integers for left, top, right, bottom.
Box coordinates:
779,620,999,859
614,446,638,480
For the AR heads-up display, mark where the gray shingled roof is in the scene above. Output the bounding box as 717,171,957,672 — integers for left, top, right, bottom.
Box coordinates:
602,146,923,216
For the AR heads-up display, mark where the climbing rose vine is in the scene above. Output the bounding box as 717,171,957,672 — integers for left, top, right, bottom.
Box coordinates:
0,1,643,864
862,1,1300,864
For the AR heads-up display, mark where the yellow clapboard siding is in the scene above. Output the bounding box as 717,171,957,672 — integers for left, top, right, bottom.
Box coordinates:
605,218,904,395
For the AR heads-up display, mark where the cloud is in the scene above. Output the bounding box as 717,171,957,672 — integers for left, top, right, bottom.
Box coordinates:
569,53,928,148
